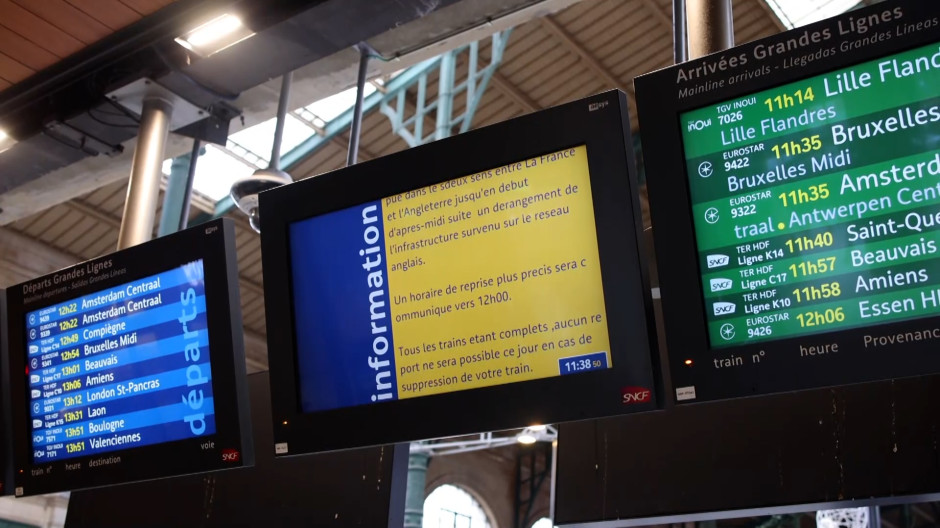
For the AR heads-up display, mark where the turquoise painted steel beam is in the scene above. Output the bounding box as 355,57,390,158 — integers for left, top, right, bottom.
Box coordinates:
205,57,443,220
158,154,192,237
403,451,429,528
281,56,443,172
460,30,511,133
382,29,513,145
434,51,456,141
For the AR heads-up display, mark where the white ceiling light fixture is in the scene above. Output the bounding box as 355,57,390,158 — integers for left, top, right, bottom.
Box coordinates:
175,14,255,56
0,128,16,154
516,424,556,444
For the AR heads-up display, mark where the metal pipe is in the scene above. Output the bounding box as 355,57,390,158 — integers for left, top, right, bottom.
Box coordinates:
347,45,370,166
118,97,173,250
686,0,733,59
178,139,201,231
270,71,293,171
673,0,688,63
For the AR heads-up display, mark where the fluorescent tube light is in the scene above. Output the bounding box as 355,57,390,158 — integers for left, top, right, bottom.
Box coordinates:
175,14,254,56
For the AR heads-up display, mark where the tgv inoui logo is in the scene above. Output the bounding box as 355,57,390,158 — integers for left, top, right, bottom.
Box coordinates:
713,302,736,316
710,278,732,292
706,254,729,269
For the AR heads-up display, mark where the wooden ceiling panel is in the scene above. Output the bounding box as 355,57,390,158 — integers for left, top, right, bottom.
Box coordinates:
499,33,556,79
83,231,119,258
558,0,627,32
0,26,56,71
37,208,83,246
0,0,84,58
507,39,565,87
65,0,141,30
118,0,175,16
0,51,30,84
12,0,111,45
70,223,113,256
53,216,97,251
0,0,176,88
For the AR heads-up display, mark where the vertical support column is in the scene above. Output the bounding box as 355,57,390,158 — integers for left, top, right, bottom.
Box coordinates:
685,0,733,59
435,51,456,141
403,450,429,528
673,0,688,63
348,46,370,167
117,97,173,250
869,506,881,528
415,75,427,142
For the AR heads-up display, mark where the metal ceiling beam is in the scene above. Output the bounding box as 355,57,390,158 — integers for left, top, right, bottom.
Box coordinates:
539,15,634,95
66,199,125,229
335,132,377,161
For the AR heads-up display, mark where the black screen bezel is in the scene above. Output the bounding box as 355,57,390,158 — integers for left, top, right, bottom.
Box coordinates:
0,288,10,496
636,0,940,403
4,218,253,496
260,90,661,454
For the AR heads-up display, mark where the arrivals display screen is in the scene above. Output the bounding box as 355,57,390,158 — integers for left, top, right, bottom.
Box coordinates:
5,219,253,495
262,91,659,453
636,0,940,402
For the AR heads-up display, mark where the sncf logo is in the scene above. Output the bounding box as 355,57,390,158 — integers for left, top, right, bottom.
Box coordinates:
710,278,732,292
221,449,241,462
621,386,652,405
713,302,736,316
706,254,729,268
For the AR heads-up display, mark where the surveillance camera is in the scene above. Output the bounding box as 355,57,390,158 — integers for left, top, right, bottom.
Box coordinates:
230,168,292,233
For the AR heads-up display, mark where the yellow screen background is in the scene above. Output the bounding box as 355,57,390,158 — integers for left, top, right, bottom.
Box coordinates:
381,145,612,399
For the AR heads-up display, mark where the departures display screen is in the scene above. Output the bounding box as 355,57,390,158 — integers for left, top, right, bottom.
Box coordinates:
290,145,613,413
682,41,940,349
25,261,215,463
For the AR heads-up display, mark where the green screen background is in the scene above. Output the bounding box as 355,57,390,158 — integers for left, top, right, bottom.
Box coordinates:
680,42,940,347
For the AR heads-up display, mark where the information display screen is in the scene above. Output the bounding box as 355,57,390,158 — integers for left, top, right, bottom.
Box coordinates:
636,0,940,401
25,261,215,462
5,219,252,496
683,41,940,348
262,91,659,453
290,145,612,412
